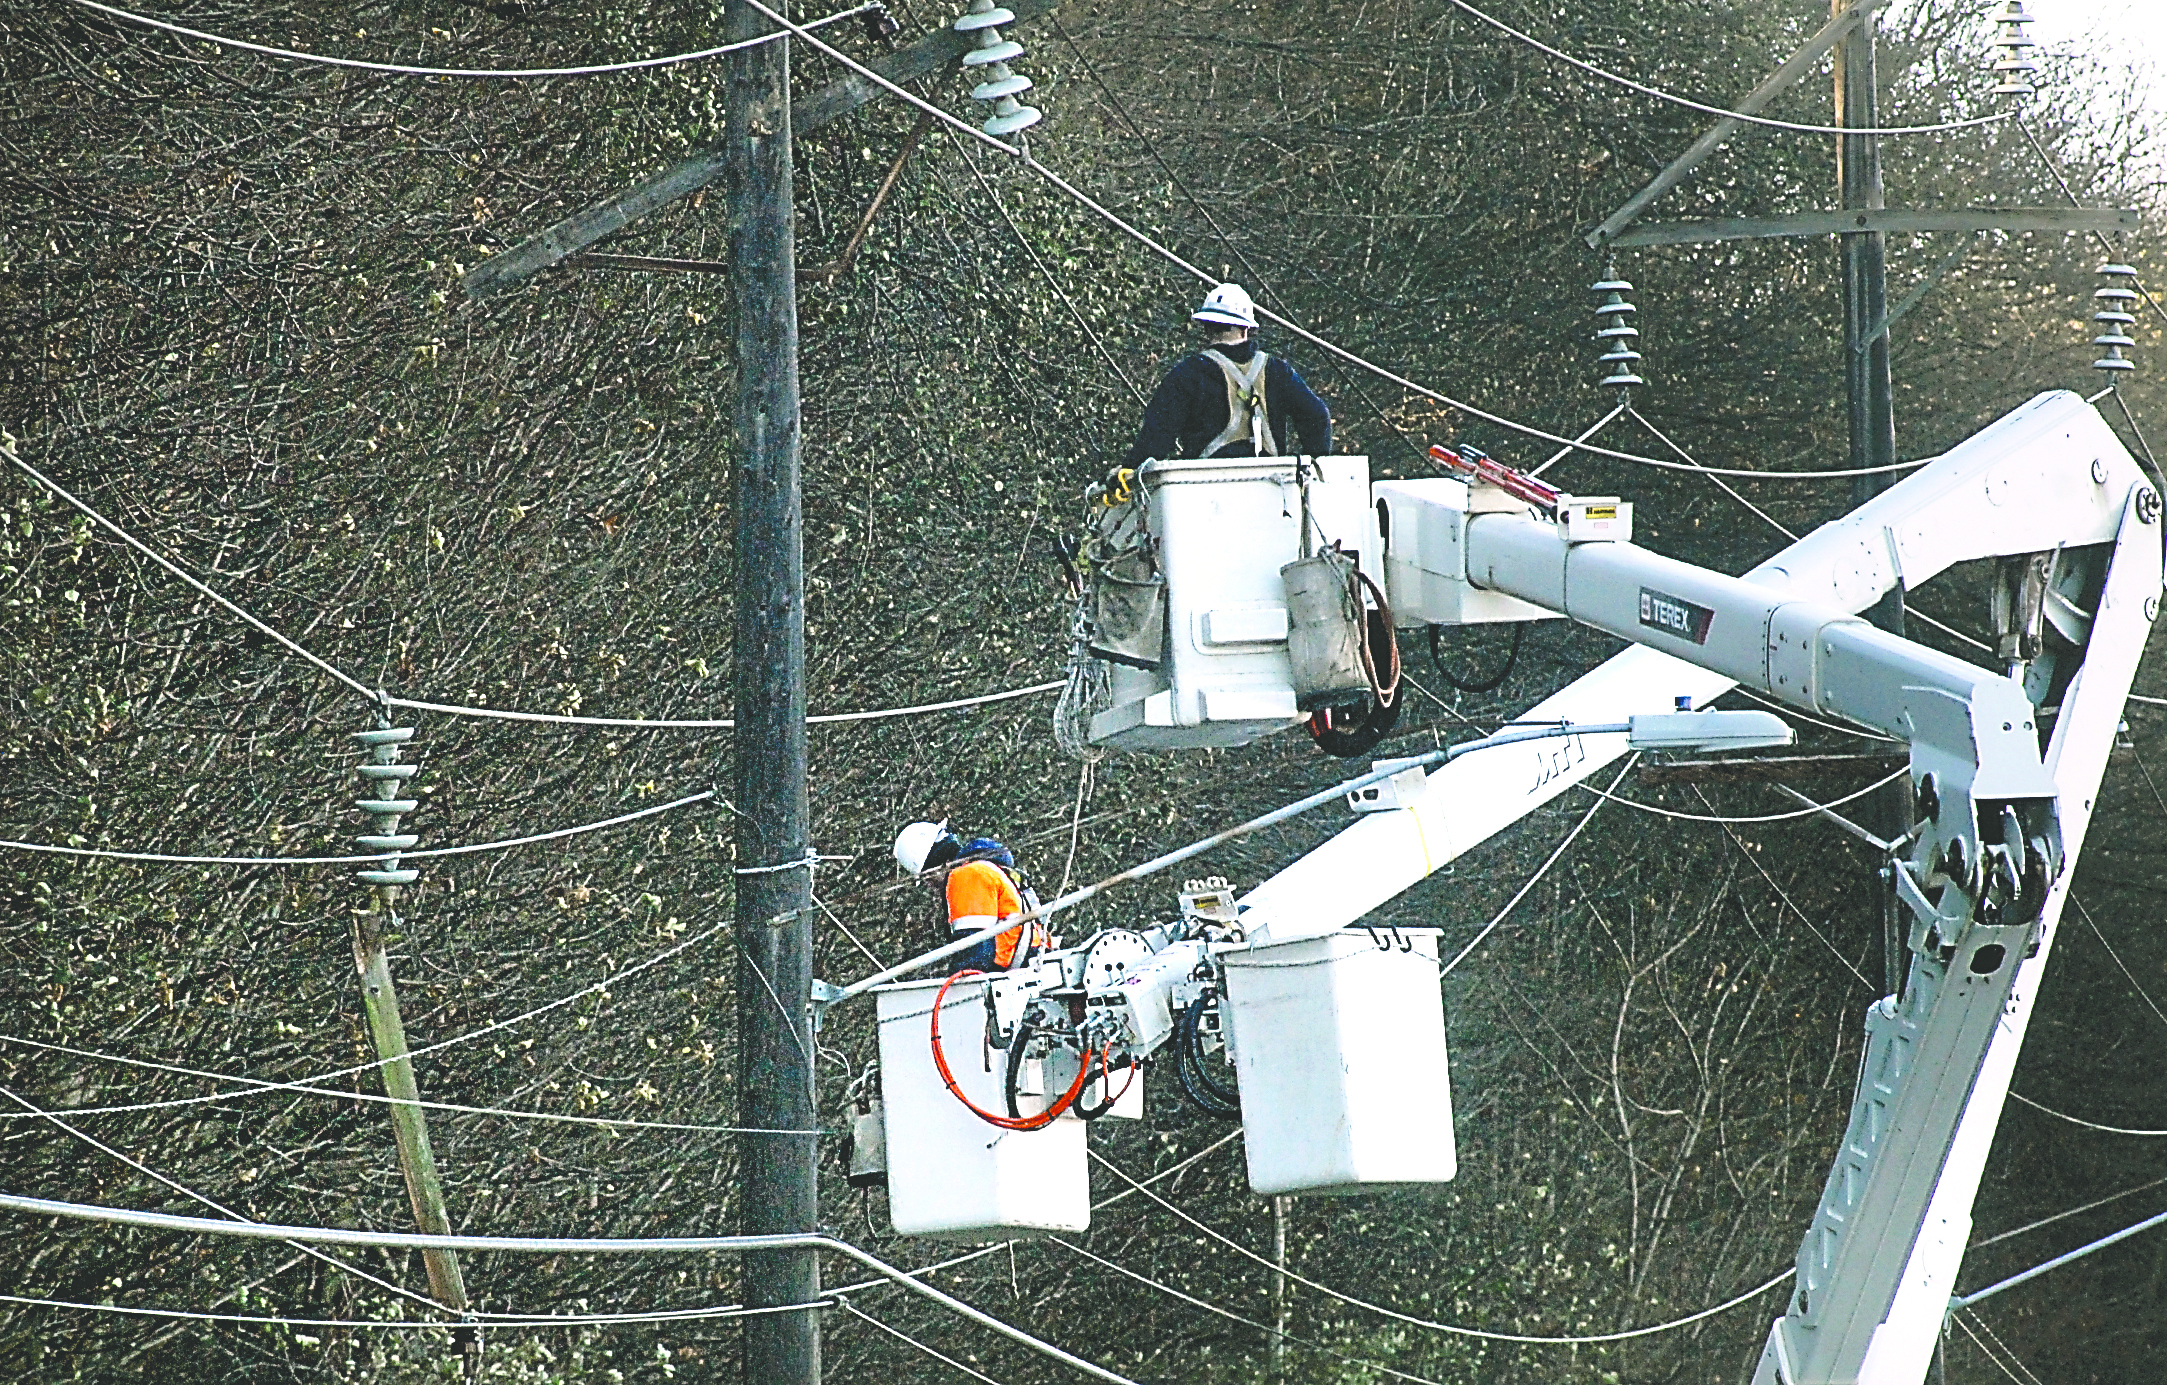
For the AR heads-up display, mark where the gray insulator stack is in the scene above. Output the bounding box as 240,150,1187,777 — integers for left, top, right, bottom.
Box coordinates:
354,726,421,888
955,0,1042,137
1990,0,2037,99
2093,264,2140,375
1592,274,1644,393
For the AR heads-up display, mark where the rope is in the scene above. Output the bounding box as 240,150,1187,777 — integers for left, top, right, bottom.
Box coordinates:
3,435,372,698
0,1036,812,1135
1443,0,2012,136
1575,766,1907,824
2008,1091,2167,1137
728,0,1934,483
0,789,713,866
1441,754,1633,977
63,0,874,78
382,679,1063,728
1087,1151,1793,1344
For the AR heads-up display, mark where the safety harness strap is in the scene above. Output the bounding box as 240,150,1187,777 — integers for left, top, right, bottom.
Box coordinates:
1199,349,1276,458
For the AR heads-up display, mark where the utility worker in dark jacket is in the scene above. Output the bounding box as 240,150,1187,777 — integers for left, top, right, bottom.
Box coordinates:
1122,282,1333,468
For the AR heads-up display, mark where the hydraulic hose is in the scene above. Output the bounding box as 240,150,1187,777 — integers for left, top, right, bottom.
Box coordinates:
931,970,1093,1131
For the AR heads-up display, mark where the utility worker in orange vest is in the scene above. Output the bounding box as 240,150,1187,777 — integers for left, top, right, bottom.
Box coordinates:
893,820,1049,972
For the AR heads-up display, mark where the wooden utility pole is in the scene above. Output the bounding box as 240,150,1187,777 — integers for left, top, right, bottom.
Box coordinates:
1833,4,1909,997
724,2,820,1382
351,726,477,1368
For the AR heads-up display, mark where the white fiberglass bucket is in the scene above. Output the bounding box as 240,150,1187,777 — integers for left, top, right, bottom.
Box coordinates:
1221,929,1457,1195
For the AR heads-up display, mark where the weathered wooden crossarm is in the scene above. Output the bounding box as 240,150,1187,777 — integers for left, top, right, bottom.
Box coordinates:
460,0,1061,298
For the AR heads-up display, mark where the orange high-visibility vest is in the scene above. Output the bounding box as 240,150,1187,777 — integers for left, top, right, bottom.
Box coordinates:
947,859,1047,968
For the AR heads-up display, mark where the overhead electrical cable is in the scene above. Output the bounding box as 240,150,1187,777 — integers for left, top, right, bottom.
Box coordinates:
1046,1238,1456,1385
1694,784,1878,990
1441,0,2012,136
1440,755,1633,977
0,789,713,866
824,1131,1243,1300
0,1195,1143,1385
1952,1203,2167,1310
0,1293,782,1330
1972,1175,2167,1253
0,1035,792,1135
2072,897,2167,1032
1575,766,1907,824
1953,1313,2049,1385
0,1083,452,1318
1087,1152,1793,1344
382,681,1065,728
2007,1091,2167,1137
832,1298,1010,1385
60,0,876,78
0,918,765,1121
4,441,1063,728
4,437,373,698
729,0,1934,483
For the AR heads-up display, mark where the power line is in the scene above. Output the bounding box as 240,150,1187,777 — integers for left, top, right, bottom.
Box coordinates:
1047,1237,1456,1385
824,1131,1244,1300
2007,1091,2167,1137
1086,1151,1794,1345
1575,766,1907,824
0,1035,810,1136
1443,0,2012,136
383,680,1064,729
4,434,372,698
1441,754,1633,977
0,1195,1142,1385
7,437,1065,728
0,1292,778,1330
1695,784,1879,991
1954,1313,2049,1385
729,0,1935,483
0,916,740,1119
0,1083,453,1319
0,789,714,866
833,1297,1009,1385
63,0,875,79
1972,1175,2167,1253
2072,897,2167,1032
1952,1203,2167,1310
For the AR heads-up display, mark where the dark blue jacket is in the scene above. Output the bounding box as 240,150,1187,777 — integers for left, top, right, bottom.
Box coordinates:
1122,338,1332,469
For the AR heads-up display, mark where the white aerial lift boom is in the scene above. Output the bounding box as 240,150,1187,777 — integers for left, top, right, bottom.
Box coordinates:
838,390,2159,1385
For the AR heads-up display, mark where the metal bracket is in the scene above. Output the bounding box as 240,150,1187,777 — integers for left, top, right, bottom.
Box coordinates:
809,978,846,1033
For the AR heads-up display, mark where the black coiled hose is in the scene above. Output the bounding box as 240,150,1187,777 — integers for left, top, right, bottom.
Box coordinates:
1174,998,1240,1119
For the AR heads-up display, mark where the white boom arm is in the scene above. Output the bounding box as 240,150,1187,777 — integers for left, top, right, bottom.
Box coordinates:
1234,390,2159,1385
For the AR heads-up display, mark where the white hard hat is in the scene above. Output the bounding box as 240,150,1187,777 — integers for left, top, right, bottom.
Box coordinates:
893,819,950,875
1192,282,1257,329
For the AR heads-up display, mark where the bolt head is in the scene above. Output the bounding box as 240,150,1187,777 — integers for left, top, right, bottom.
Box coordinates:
2138,488,2162,526
2093,459,2110,484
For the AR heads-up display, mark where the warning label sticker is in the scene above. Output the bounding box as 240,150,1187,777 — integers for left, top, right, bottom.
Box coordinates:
1639,588,1715,644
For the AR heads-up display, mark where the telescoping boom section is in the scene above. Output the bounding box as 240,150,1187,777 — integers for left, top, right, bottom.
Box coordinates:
850,393,2155,1385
